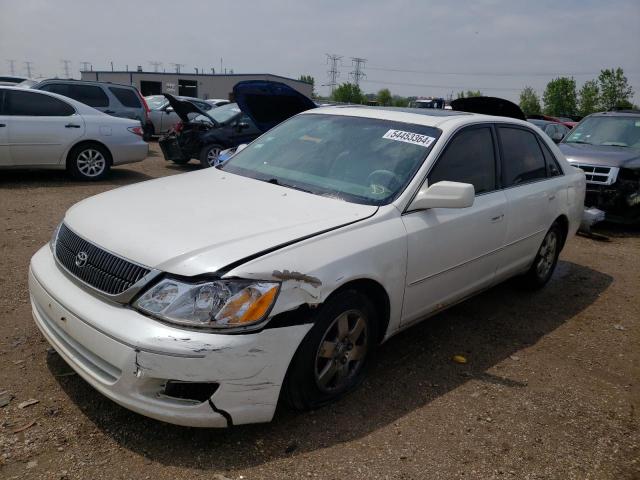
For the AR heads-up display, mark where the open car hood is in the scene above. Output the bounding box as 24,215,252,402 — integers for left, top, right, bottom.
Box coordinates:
163,93,217,125
451,96,526,121
233,80,316,132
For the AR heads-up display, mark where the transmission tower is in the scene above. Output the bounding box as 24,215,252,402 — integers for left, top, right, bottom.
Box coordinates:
80,61,92,72
61,59,71,78
170,63,185,73
149,61,162,72
350,57,367,87
325,53,342,94
24,61,33,78
7,59,16,75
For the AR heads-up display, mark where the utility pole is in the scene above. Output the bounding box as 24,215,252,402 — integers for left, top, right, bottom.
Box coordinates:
61,59,71,78
80,61,91,73
24,61,33,78
7,59,16,75
211,67,215,75
350,57,366,87
110,61,114,71
148,61,162,72
170,63,184,74
325,53,342,95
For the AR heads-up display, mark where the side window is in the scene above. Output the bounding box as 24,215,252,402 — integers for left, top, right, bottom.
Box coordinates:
67,85,109,108
39,83,70,97
498,126,547,186
108,87,141,108
428,126,496,194
6,90,75,116
538,138,563,177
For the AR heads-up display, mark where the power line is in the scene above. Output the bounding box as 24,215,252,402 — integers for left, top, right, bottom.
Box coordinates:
365,65,619,77
80,61,92,72
149,61,162,72
24,61,33,78
61,59,71,78
7,59,16,75
350,57,367,87
170,63,185,73
325,53,342,94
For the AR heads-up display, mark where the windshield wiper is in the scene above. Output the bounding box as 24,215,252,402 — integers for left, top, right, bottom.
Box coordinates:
264,178,314,194
567,140,592,145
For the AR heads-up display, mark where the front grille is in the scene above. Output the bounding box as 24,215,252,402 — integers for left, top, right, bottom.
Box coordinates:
572,163,619,185
55,224,150,296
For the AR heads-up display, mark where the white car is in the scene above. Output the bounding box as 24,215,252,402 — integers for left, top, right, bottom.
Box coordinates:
0,86,148,180
29,103,585,427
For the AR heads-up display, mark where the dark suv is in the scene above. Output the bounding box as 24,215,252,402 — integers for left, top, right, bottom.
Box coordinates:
32,79,152,139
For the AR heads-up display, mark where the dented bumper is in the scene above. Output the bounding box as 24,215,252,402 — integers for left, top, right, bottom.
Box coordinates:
29,246,311,427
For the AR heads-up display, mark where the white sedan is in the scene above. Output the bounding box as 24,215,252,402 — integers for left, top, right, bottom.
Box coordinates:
0,86,148,180
29,105,585,427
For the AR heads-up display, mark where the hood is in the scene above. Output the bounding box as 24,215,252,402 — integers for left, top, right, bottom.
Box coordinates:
163,93,217,125
559,142,640,169
63,169,377,277
233,80,316,132
451,96,526,121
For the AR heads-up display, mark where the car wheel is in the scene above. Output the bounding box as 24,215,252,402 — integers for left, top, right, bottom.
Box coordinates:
282,289,378,410
67,143,111,181
521,222,562,289
199,144,223,168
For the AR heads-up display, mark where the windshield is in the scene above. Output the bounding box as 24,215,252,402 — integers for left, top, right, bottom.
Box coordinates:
564,116,640,149
221,113,441,205
206,102,242,123
146,95,167,110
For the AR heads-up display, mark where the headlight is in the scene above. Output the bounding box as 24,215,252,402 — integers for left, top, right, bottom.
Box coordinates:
50,222,62,254
134,278,280,330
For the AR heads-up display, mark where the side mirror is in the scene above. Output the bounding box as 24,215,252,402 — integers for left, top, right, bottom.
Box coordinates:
551,132,564,143
236,122,250,131
408,181,475,211
235,143,248,154
165,106,174,113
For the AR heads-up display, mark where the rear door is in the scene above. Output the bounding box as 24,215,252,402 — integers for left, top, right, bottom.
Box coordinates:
5,89,84,166
494,125,559,279
0,90,10,165
401,124,508,324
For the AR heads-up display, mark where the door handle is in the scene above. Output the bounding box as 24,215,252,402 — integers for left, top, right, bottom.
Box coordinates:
65,124,81,128
490,214,504,222
104,110,116,114
548,194,556,201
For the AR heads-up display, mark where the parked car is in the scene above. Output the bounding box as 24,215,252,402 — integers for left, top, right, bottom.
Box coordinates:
559,110,640,223
206,98,230,108
146,95,213,137
32,79,152,140
528,119,571,143
527,114,578,129
29,84,585,427
0,86,148,180
0,75,30,86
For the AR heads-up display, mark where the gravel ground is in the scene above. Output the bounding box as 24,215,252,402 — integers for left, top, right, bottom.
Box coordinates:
1,143,638,479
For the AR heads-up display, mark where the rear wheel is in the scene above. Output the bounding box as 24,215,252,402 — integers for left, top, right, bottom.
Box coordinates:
282,289,378,410
521,223,562,289
67,143,111,181
199,144,223,168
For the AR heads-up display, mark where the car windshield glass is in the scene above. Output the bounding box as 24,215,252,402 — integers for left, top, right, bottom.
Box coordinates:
146,96,167,110
564,116,640,149
221,113,441,205
206,102,241,123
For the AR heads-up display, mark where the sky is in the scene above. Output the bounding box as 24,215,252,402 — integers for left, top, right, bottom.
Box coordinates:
1,0,639,103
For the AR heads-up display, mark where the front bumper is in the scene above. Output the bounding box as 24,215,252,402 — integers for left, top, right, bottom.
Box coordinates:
29,246,311,427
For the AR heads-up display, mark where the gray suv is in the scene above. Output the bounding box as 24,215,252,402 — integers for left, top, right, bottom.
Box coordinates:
32,79,152,139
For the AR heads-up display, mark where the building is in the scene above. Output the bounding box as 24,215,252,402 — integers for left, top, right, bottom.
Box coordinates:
80,70,313,99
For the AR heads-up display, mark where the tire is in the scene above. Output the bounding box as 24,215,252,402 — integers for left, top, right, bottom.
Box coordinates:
67,143,111,181
282,289,379,410
199,144,223,168
171,157,191,165
521,222,563,289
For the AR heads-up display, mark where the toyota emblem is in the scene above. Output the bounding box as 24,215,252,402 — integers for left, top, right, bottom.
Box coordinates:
75,251,89,268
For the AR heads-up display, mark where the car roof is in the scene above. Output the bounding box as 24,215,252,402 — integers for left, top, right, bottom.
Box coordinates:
590,110,640,117
306,105,529,129
35,78,137,89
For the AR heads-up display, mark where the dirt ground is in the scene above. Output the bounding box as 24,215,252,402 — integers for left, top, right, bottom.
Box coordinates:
1,143,638,480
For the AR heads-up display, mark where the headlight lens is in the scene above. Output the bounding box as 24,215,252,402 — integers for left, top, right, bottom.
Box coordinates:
134,278,280,330
49,222,62,254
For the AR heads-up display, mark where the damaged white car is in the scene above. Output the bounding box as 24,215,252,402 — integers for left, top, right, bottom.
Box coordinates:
29,90,585,427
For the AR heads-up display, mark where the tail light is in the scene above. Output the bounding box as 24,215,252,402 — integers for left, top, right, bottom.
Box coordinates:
138,90,150,121
174,122,184,133
127,126,144,137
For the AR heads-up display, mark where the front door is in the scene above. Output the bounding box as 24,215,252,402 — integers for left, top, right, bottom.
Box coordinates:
401,125,507,324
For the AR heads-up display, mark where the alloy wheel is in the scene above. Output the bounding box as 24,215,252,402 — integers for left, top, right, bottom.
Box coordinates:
77,149,106,178
206,146,222,166
536,230,558,279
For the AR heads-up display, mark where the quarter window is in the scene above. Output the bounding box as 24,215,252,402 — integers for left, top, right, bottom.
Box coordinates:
498,127,547,186
428,126,496,194
108,87,141,108
6,90,75,116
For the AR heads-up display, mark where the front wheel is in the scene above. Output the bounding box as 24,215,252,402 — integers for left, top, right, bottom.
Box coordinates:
199,144,223,168
282,289,378,410
521,223,562,289
67,143,111,181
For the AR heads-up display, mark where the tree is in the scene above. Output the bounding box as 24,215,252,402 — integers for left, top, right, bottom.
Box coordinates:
598,68,634,111
456,90,482,99
392,96,409,107
543,77,577,117
519,86,541,116
578,80,600,117
299,75,315,97
377,88,392,106
332,83,364,104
